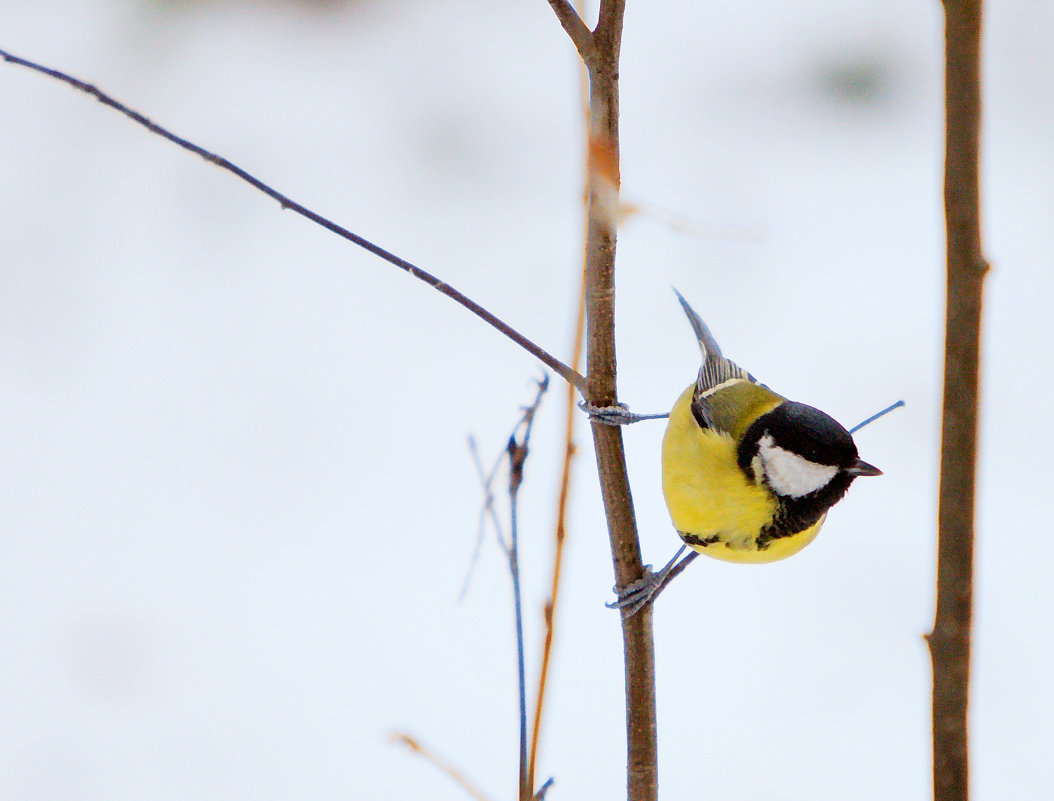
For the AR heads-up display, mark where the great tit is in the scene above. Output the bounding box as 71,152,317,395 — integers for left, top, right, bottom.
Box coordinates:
611,291,882,614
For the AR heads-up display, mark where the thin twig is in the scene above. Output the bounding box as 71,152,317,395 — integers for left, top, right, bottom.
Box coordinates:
390,734,494,801
620,198,765,242
848,400,905,435
0,46,587,394
508,439,529,801
505,377,550,801
526,32,590,788
926,2,987,800
460,436,510,601
533,776,556,800
544,1,596,64
526,262,584,796
460,378,550,801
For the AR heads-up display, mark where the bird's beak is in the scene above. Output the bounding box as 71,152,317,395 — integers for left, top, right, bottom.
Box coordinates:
846,458,882,477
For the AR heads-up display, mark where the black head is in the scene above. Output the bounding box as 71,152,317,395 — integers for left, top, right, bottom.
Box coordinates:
738,401,881,502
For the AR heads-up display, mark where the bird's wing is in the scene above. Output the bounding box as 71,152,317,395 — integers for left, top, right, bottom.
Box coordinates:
673,288,765,433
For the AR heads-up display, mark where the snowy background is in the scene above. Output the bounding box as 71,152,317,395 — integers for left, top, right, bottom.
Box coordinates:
1,1,1052,799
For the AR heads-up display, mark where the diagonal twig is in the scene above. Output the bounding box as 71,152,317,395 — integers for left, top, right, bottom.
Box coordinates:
544,1,596,64
390,734,494,801
0,46,587,394
460,436,510,601
533,776,555,800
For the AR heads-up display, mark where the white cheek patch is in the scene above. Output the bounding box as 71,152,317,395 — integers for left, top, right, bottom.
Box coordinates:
756,434,839,498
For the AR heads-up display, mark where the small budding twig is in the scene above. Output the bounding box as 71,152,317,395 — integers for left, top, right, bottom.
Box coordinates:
504,377,550,801
408,378,550,801
465,379,551,801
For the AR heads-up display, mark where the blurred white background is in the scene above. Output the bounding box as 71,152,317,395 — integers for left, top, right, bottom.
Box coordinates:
1,1,1052,799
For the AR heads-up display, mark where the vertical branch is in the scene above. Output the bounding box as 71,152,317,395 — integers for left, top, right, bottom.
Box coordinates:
506,379,550,801
584,5,658,801
508,439,530,801
545,3,655,800
526,228,588,793
927,2,988,801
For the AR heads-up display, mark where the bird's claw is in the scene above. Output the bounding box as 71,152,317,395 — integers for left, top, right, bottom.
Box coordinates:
579,402,668,426
605,565,663,617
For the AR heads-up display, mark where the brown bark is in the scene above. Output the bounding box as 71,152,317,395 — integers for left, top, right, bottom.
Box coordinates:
544,2,658,798
927,2,988,800
581,10,659,801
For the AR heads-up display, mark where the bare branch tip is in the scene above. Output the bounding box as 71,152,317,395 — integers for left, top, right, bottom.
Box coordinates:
389,732,420,750
533,776,556,800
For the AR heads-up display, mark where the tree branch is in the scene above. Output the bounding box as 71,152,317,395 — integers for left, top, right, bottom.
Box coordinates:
927,2,988,800
0,46,587,395
544,0,596,64
567,3,657,800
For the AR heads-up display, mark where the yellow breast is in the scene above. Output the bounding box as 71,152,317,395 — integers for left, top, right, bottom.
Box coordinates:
661,385,824,563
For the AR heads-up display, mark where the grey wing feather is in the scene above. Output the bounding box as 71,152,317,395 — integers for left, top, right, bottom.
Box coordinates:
673,288,757,429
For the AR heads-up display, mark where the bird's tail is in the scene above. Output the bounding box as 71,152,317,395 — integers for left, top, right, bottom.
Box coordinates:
672,288,755,396
672,287,724,360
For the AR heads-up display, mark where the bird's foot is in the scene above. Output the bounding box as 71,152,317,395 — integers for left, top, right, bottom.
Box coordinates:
605,545,698,618
579,401,669,426
605,566,666,618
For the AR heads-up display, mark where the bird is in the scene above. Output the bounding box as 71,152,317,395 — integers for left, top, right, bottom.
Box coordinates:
610,290,883,615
